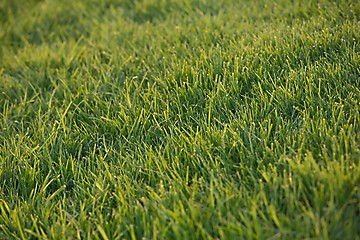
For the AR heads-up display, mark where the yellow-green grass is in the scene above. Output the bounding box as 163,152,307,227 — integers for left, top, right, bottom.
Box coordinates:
0,0,359,239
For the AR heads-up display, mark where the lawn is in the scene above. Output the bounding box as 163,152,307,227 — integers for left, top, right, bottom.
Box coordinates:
0,0,359,239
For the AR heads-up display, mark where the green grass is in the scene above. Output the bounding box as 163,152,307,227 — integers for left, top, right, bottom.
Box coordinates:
0,0,359,239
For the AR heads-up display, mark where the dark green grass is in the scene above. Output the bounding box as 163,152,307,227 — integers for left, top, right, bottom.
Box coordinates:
0,0,359,239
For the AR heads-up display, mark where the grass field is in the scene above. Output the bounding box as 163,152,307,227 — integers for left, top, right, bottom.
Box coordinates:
0,0,359,239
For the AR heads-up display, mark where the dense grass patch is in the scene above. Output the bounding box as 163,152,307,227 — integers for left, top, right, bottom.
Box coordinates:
0,0,359,239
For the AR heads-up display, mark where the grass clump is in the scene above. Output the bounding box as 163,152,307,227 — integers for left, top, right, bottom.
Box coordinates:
0,0,359,239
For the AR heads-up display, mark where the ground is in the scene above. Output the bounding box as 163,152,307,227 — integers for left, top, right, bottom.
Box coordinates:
0,0,359,239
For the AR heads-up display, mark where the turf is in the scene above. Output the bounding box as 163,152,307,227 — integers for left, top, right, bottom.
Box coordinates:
0,0,359,239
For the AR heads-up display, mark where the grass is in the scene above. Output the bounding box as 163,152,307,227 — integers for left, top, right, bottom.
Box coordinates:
0,0,359,239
